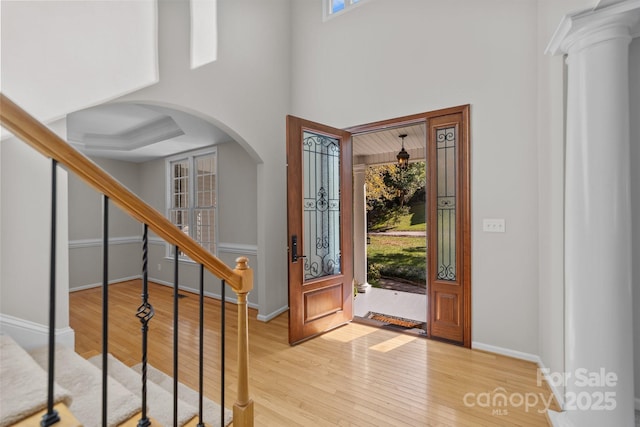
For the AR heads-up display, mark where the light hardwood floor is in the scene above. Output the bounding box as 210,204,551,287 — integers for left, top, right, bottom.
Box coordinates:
70,280,556,426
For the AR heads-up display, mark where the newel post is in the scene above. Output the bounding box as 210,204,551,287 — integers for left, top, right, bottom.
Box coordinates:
232,257,254,426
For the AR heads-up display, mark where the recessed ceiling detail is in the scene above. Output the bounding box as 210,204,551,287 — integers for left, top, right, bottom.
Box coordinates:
69,114,184,151
66,103,232,163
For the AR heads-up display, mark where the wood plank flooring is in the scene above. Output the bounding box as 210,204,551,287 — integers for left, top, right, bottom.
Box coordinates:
70,280,557,426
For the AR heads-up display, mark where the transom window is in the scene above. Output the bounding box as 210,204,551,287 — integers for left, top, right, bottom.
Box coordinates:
324,0,365,20
167,148,217,258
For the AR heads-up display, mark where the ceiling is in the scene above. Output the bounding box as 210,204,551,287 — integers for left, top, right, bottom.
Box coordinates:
66,103,232,163
353,123,426,166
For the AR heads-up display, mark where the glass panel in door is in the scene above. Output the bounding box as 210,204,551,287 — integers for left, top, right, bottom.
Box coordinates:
303,131,341,281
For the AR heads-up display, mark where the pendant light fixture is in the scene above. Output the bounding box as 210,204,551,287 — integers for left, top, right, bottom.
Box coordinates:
396,133,409,169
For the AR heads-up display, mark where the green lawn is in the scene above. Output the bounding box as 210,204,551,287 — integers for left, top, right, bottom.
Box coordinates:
370,202,426,232
367,234,426,285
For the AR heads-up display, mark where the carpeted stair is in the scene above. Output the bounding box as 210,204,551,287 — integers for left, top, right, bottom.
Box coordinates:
28,345,141,426
88,354,232,427
0,334,232,427
0,334,73,427
131,361,233,427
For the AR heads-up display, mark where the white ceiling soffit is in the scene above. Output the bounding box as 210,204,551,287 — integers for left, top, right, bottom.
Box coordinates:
353,123,426,166
0,1,158,125
67,104,232,163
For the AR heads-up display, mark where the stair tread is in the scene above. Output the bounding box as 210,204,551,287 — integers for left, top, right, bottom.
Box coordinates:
8,402,81,427
0,334,72,427
29,344,140,427
89,353,198,426
132,362,233,427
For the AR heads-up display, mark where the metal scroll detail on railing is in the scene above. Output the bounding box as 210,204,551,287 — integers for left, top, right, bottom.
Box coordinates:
136,224,155,427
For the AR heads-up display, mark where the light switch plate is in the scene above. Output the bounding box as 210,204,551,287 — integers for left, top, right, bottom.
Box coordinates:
483,218,505,233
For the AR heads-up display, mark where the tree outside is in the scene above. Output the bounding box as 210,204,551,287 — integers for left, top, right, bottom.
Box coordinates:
366,162,427,292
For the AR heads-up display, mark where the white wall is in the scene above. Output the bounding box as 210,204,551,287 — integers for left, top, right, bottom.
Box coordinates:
292,0,540,354
115,0,291,319
68,157,143,290
0,137,69,333
630,36,640,409
0,0,157,124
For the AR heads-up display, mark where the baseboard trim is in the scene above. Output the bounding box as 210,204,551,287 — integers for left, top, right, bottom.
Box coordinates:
546,410,572,427
69,275,142,292
0,314,75,350
257,305,289,322
537,358,565,409
472,341,539,362
472,341,564,409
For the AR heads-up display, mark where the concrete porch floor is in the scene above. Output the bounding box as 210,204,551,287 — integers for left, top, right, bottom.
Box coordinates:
353,286,427,323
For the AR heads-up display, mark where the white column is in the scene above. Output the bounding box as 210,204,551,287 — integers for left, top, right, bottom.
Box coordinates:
547,3,639,426
353,164,370,293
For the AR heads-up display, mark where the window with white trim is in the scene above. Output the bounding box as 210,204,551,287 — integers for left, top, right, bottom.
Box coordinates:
167,148,217,258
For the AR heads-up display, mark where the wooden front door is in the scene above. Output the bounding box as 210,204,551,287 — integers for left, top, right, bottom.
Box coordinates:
286,115,353,345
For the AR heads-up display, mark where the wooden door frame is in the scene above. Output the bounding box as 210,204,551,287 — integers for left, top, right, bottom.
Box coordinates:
346,104,471,347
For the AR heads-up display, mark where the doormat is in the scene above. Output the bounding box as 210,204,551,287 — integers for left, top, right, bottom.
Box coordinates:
365,311,423,329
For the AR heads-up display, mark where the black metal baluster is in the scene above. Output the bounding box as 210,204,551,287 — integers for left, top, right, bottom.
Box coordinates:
197,264,205,427
173,246,179,427
42,159,60,427
102,196,109,427
221,279,226,426
136,224,153,427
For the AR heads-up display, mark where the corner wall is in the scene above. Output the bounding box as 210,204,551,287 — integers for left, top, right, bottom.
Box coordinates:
630,36,640,409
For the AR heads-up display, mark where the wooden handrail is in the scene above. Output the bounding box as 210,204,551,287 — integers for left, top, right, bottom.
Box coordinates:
0,93,245,291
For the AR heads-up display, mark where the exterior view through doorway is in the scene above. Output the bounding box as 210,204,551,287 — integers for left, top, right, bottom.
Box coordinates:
286,105,471,347
352,125,428,336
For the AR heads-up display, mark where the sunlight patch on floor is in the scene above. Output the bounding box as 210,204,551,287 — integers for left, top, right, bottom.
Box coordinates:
369,334,417,352
320,323,377,343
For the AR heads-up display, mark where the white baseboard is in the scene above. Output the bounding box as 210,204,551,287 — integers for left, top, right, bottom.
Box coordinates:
69,275,142,292
0,314,74,351
257,305,289,322
472,341,540,362
537,358,565,409
547,410,573,427
472,341,564,409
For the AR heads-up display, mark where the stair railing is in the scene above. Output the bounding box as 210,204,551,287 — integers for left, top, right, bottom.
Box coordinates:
0,93,254,427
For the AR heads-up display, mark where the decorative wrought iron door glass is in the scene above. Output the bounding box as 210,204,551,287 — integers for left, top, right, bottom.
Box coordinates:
436,126,457,281
303,131,341,281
